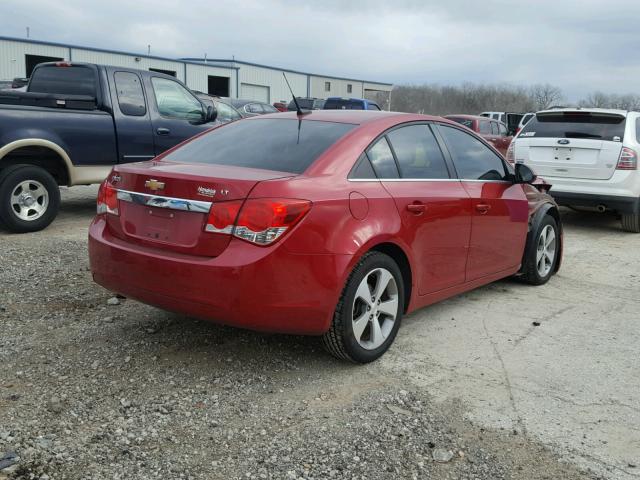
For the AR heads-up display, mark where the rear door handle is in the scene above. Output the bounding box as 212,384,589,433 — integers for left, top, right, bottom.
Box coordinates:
406,203,426,214
475,203,491,214
156,127,170,136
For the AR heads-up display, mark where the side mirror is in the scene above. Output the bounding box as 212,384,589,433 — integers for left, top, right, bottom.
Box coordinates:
205,105,217,123
515,163,536,184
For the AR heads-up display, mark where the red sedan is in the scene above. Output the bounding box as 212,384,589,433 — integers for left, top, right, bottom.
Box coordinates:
89,111,562,363
444,114,513,156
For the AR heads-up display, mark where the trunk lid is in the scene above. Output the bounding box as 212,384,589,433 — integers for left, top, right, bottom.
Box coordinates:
515,110,626,180
106,160,293,257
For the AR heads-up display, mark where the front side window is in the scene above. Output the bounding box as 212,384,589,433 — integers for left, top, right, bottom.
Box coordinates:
162,118,355,174
479,121,492,135
151,77,203,122
386,125,449,179
491,122,500,135
214,101,241,122
438,125,508,181
114,71,146,116
262,104,278,113
499,123,508,136
367,137,399,178
246,103,264,114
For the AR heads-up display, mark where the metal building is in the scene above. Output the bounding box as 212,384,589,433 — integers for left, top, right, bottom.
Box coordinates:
0,36,392,104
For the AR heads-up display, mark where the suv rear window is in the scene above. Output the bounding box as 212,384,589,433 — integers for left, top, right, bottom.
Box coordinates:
162,118,355,174
28,65,97,96
521,112,626,141
324,99,364,110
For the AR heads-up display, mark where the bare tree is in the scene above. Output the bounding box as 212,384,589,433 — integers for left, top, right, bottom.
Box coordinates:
529,84,564,110
579,91,640,110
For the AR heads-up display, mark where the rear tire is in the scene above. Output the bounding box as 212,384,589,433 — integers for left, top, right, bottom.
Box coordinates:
0,164,60,233
520,215,559,285
621,212,640,233
322,252,404,363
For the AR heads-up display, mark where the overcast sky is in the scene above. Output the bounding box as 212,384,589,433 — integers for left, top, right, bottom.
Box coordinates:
1,0,639,100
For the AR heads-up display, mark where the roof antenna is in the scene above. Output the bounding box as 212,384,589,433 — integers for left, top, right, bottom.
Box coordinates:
283,72,309,116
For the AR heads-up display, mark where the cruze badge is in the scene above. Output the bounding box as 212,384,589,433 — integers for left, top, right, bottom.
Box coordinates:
144,179,165,191
198,186,216,197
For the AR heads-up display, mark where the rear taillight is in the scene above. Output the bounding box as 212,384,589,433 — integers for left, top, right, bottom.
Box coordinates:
616,147,638,170
96,180,119,215
506,142,515,164
204,198,312,246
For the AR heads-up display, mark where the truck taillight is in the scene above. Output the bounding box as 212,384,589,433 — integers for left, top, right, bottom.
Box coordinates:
204,198,312,246
96,180,119,215
616,147,638,170
506,142,515,164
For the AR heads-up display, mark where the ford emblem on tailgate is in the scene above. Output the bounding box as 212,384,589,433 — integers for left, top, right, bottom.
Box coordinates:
558,139,570,145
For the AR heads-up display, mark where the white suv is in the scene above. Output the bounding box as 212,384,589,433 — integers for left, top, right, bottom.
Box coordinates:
507,108,640,232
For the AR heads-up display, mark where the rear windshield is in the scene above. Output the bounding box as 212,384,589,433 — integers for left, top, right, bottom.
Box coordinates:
520,112,626,141
324,99,364,110
28,65,97,96
448,117,474,129
289,98,314,110
162,118,356,174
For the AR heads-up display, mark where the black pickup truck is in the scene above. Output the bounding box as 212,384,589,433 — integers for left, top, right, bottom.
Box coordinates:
0,62,219,232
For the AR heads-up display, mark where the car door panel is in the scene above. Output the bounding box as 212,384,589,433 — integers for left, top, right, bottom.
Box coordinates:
461,181,528,280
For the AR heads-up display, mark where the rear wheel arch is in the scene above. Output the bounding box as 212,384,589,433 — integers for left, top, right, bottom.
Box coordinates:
522,202,563,275
368,242,413,313
0,139,72,186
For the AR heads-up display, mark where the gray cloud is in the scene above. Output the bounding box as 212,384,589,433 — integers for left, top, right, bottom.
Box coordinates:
1,0,638,99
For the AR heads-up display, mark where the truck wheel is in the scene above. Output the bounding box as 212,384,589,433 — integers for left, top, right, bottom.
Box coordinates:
621,213,640,233
0,164,60,233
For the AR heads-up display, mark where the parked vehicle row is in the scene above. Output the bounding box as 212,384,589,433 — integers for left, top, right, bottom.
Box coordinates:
508,108,640,232
0,61,219,232
88,110,562,363
444,114,512,156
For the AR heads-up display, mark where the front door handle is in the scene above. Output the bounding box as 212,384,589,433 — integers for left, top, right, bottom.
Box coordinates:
156,127,170,136
406,202,426,214
476,203,491,214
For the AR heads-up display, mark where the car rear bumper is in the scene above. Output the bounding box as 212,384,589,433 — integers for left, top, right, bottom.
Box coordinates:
88,218,351,335
550,191,639,214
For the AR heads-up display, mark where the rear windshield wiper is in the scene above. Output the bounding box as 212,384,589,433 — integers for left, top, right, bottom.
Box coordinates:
563,131,602,139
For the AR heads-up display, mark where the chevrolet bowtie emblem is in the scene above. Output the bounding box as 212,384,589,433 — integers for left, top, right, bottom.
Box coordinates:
144,179,165,191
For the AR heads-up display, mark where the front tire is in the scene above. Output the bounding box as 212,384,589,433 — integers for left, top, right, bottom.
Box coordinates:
322,252,404,363
520,215,559,285
621,212,640,233
0,164,60,233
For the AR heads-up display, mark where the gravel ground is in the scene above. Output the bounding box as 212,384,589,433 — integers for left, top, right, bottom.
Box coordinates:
0,186,636,480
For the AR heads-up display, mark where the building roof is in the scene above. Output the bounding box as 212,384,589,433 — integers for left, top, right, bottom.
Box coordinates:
0,36,392,87
182,58,393,87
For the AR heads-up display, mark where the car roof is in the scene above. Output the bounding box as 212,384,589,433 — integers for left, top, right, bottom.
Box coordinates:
246,109,442,125
445,114,486,121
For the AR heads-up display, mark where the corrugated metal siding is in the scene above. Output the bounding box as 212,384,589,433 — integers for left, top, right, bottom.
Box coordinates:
0,40,68,80
70,49,186,81
239,65,306,103
310,76,365,99
185,63,236,96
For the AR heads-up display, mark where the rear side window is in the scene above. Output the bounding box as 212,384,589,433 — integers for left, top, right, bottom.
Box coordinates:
114,72,146,116
387,125,449,179
498,123,508,136
438,125,508,181
521,112,626,141
448,117,474,129
28,65,97,96
367,137,399,178
491,122,500,135
162,118,355,174
479,121,492,135
349,154,377,179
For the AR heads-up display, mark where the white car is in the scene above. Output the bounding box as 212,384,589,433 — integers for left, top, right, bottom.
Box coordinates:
516,112,535,134
507,108,640,232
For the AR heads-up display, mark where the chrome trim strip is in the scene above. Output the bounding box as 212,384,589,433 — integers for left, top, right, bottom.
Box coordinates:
122,155,156,159
116,189,212,213
348,178,511,183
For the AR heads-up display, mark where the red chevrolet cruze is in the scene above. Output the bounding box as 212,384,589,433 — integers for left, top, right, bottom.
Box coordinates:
89,111,562,363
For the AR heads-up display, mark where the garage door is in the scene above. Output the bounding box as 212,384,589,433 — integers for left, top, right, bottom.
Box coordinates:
241,83,269,103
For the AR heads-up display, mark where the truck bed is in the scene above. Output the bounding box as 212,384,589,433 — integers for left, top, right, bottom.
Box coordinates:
0,90,97,111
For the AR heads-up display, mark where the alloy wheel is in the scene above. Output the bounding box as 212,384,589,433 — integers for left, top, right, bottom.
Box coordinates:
351,268,399,350
10,180,49,221
536,224,556,277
